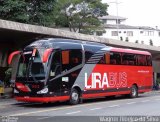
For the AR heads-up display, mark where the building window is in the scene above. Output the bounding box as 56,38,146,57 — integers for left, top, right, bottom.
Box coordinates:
140,31,143,34
102,20,107,24
127,31,133,36
96,31,103,36
145,31,154,36
111,31,118,36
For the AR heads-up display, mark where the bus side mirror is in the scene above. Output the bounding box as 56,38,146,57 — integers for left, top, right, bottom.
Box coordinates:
8,51,21,65
42,48,53,63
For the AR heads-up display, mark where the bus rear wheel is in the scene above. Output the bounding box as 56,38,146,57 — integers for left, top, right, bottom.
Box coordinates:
129,85,138,98
69,88,80,105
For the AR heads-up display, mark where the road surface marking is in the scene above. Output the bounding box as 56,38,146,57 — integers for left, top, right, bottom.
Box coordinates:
141,100,150,103
0,103,14,106
126,102,136,105
66,111,81,115
108,105,120,107
9,99,133,116
0,106,6,109
90,107,102,111
0,104,12,108
155,98,160,101
37,116,54,120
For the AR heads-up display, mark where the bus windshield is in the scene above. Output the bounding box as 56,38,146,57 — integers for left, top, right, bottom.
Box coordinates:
17,49,46,80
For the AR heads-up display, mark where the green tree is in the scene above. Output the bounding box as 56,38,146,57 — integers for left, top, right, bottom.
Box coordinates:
25,0,56,26
0,0,27,22
54,0,108,34
0,0,56,26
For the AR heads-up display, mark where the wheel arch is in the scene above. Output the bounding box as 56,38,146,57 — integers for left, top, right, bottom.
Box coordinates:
132,83,138,90
72,86,82,96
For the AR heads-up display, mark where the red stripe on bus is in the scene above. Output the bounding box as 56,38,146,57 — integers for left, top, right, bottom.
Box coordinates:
82,91,130,99
15,96,70,103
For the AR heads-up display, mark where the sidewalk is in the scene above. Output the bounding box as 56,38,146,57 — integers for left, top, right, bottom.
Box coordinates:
0,87,13,99
145,89,160,94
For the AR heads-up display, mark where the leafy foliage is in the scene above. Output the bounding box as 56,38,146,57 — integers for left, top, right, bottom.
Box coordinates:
0,0,56,26
0,0,108,33
0,0,28,22
54,0,108,34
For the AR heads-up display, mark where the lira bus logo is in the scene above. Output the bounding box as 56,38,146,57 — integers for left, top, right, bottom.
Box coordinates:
85,72,127,89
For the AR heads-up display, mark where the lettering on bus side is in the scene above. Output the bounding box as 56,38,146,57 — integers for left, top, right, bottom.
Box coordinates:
85,72,127,89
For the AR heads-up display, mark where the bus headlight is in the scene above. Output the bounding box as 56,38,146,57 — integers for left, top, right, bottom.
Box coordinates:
37,88,48,94
14,89,19,93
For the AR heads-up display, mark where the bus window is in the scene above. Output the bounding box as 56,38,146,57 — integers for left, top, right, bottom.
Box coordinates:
62,49,82,71
70,50,82,66
110,52,121,65
105,53,110,64
50,51,61,77
98,54,106,64
137,55,147,66
62,51,69,64
146,55,152,66
122,53,136,65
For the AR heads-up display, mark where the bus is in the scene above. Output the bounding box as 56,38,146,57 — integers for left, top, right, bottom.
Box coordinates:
8,38,153,104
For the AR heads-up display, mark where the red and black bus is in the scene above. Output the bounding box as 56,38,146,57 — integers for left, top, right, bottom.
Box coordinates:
8,38,153,104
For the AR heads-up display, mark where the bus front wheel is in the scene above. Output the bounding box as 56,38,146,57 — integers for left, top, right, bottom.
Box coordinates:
130,85,138,98
69,88,80,105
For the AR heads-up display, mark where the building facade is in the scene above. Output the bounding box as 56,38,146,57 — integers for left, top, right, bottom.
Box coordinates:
98,15,160,46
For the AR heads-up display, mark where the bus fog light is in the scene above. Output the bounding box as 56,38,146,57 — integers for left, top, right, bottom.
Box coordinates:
37,88,48,94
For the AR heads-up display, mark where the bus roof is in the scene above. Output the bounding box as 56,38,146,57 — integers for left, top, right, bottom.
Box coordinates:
27,38,151,56
28,38,105,48
110,47,151,55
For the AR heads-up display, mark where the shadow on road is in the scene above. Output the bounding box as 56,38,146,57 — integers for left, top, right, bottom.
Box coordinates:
13,94,148,108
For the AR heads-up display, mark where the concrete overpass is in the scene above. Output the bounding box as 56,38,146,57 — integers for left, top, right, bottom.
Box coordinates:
0,19,160,82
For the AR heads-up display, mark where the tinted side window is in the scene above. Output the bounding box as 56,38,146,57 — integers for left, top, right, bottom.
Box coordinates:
98,54,106,64
137,55,147,66
146,55,152,66
110,52,121,65
70,49,82,66
62,49,82,71
122,53,136,65
50,51,61,78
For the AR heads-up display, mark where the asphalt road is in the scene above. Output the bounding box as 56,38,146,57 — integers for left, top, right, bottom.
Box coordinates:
1,91,160,122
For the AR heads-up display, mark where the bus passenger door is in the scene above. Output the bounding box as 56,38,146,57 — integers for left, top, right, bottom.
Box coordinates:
48,50,62,96
61,49,83,96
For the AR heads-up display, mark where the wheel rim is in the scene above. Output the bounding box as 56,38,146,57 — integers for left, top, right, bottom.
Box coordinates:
132,87,137,97
71,91,79,102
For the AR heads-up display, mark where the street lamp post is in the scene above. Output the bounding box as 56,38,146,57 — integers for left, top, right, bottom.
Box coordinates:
108,0,122,40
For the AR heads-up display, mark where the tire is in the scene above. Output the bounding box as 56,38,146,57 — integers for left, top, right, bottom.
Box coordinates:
69,88,80,105
130,85,138,98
